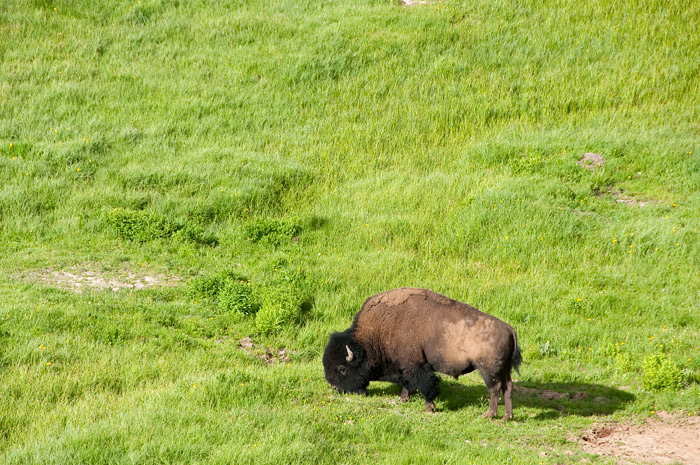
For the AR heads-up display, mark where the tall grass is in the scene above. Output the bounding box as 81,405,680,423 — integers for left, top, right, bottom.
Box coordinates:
1,0,699,463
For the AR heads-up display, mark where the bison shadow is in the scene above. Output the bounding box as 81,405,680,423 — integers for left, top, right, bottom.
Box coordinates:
368,378,635,419
442,379,635,418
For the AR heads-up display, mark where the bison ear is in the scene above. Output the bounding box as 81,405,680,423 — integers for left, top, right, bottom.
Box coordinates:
345,345,354,362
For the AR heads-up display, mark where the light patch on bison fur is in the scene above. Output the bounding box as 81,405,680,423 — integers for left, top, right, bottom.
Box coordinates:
439,318,506,373
378,287,425,307
436,296,453,306
440,320,484,366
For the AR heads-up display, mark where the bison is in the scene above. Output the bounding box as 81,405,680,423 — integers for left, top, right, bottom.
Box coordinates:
322,288,522,419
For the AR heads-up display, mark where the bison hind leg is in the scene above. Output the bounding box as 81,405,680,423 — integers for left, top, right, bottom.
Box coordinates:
502,376,514,421
480,367,515,421
483,380,501,419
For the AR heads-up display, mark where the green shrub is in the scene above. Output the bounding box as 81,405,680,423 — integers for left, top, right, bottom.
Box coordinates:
106,208,217,245
243,216,303,246
188,271,249,302
218,278,256,315
171,224,218,247
189,275,224,301
106,208,177,242
642,352,685,391
255,286,302,334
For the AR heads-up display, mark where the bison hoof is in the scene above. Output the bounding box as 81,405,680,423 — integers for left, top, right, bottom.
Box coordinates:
425,402,436,413
502,413,514,421
483,410,498,419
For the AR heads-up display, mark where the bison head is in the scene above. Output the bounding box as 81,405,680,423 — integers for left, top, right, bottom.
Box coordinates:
322,331,369,395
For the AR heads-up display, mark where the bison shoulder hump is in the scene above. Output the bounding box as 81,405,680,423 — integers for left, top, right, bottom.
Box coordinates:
377,288,426,307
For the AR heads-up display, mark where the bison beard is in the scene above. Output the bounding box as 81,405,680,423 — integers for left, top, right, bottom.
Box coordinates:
322,288,522,419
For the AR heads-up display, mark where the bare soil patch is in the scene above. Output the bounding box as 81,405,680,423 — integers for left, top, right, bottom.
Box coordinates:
15,265,181,293
595,186,650,208
579,412,700,464
237,337,292,365
609,190,649,207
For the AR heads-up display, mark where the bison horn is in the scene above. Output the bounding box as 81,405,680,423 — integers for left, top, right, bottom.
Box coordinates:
345,345,354,362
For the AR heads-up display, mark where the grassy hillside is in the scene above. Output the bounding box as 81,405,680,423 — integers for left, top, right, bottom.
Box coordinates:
1,0,699,463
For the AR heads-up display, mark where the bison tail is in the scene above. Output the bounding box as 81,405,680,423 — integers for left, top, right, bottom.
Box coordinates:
511,330,522,376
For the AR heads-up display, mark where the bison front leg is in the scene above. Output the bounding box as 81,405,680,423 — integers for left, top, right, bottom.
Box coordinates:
415,364,440,413
399,364,439,412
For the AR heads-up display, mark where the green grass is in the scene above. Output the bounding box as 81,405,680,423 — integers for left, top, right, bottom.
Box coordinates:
1,0,699,463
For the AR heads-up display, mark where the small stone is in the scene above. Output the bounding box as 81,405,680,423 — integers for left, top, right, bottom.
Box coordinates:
578,153,606,170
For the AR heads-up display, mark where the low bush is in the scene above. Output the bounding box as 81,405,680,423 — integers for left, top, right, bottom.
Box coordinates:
189,271,249,301
255,284,308,335
106,207,216,245
243,216,304,246
218,278,256,315
105,208,177,242
642,352,686,391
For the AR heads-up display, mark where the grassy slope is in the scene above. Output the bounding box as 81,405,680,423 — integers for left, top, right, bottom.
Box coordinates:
1,0,699,463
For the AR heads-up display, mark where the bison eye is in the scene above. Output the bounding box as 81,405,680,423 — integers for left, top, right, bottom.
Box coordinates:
337,365,347,375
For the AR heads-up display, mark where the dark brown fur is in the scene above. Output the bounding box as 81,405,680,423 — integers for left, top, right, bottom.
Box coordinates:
322,288,521,419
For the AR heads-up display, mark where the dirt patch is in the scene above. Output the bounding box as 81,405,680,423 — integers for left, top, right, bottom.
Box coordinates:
578,152,606,170
595,186,649,207
15,265,181,293
237,337,292,365
610,190,648,207
579,412,700,464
